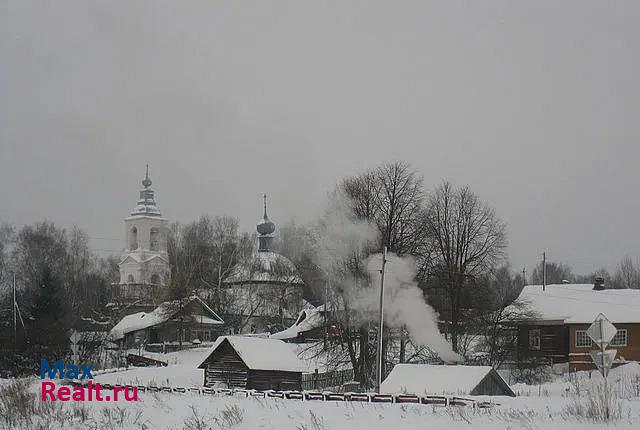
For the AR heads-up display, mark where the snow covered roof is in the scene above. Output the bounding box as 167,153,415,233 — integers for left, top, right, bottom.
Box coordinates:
110,296,224,340
515,284,640,324
380,364,514,396
198,336,305,372
270,305,325,340
225,251,303,285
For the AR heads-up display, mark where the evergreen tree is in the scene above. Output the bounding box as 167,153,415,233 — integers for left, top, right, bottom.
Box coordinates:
29,266,71,356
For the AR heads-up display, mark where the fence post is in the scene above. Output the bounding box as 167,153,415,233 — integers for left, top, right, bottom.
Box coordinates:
314,369,319,390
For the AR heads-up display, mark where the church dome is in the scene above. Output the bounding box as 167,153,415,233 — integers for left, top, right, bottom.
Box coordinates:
131,165,162,217
256,194,276,252
225,251,304,286
257,216,276,236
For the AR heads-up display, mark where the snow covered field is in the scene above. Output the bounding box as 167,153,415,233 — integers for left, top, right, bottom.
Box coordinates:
1,378,639,430
2,354,640,429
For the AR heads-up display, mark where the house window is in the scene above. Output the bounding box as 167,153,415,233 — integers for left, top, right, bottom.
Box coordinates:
576,330,592,348
529,329,541,350
610,329,627,347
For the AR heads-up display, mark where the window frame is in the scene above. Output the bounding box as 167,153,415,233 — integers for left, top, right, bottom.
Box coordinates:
575,330,593,348
610,329,628,347
529,328,541,351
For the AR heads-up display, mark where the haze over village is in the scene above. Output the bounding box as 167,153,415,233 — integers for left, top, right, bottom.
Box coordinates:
1,2,640,430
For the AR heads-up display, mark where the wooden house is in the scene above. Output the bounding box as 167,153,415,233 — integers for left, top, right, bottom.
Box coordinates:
513,284,640,370
381,364,515,397
110,295,225,350
197,336,304,390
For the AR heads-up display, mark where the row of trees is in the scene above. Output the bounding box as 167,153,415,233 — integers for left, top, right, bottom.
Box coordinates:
0,222,119,368
2,160,637,380
529,257,640,289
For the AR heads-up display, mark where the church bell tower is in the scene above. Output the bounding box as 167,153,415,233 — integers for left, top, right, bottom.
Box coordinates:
117,166,170,301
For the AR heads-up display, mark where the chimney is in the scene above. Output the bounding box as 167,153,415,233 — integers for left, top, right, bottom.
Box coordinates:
593,276,605,291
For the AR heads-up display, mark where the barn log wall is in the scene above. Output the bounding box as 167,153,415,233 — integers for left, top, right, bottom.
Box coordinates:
248,370,302,391
203,340,249,388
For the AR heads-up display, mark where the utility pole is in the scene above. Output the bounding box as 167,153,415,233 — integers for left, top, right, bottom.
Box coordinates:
542,252,546,292
376,247,387,393
217,252,222,308
13,272,17,344
324,280,328,351
599,315,610,420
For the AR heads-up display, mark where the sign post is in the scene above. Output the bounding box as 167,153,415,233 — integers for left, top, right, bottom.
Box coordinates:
586,313,617,420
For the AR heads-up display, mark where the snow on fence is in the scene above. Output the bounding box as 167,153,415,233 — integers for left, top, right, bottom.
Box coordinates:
301,368,355,391
67,380,496,409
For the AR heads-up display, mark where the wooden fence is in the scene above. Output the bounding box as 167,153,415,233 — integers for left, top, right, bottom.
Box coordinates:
301,368,355,391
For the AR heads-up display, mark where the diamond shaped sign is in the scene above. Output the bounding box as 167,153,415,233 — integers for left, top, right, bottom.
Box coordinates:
589,349,617,373
587,313,617,348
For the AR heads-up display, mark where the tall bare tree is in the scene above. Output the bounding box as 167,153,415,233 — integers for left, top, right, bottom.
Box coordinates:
167,215,253,301
614,257,640,289
423,182,507,353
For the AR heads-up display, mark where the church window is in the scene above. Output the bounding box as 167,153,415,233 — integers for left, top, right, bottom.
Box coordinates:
129,226,138,250
127,274,135,283
150,228,159,251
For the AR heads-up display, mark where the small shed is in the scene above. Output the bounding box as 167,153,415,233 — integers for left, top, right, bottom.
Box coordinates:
381,364,515,397
197,336,304,390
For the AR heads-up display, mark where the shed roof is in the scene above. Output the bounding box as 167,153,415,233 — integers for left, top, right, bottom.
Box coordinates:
380,364,515,396
515,284,640,324
198,336,304,372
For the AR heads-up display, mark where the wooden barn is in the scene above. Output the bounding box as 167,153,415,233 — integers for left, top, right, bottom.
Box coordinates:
197,336,304,390
381,364,515,397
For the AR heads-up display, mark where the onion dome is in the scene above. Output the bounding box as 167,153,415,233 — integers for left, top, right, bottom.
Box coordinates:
257,194,276,236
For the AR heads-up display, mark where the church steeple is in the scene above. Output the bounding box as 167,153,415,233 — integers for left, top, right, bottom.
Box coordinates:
257,194,276,252
131,165,161,217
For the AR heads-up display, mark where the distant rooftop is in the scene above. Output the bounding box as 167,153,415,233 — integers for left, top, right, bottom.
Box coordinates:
515,284,640,324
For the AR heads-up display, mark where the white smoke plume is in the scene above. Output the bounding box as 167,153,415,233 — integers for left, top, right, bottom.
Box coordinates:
314,190,461,363
363,253,462,363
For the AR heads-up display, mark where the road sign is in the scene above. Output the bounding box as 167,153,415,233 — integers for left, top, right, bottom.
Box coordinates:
589,349,617,375
587,313,617,347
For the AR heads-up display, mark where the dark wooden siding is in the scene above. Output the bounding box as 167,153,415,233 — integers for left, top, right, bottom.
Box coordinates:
203,340,249,388
248,370,302,391
471,370,515,397
517,324,569,363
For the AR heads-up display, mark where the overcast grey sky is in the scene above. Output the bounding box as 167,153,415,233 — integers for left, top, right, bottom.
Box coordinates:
1,1,639,274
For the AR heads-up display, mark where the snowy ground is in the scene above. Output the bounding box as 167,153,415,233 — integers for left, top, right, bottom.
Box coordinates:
3,353,640,429
2,380,640,430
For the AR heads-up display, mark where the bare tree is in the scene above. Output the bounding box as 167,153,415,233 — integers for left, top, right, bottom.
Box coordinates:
614,257,640,289
167,215,252,301
530,260,574,285
423,182,507,353
342,161,426,255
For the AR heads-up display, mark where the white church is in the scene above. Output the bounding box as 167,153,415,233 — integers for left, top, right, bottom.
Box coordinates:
110,167,307,337
112,166,171,305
